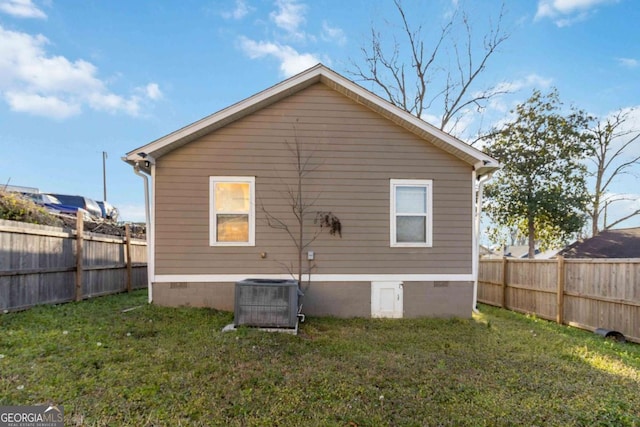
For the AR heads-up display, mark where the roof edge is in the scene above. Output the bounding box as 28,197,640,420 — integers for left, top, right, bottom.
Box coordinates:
316,66,498,167
125,64,326,163
125,63,499,169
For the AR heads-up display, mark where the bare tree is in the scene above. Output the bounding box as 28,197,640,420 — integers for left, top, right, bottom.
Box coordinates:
348,0,509,137
587,109,640,236
261,123,341,287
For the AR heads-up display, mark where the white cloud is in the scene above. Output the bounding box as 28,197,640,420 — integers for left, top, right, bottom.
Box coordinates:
451,73,556,143
235,1,335,74
535,0,615,26
445,108,477,138
0,0,46,19
143,83,163,100
554,12,589,27
321,21,346,46
221,0,254,20
491,74,554,94
616,57,639,69
607,106,640,157
270,0,307,39
4,91,79,119
0,25,159,119
598,192,640,229
582,108,640,229
469,74,553,115
537,0,612,16
617,106,640,131
87,92,141,116
238,36,319,77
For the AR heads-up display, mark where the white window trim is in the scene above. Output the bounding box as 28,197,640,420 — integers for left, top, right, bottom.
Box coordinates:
209,176,255,246
390,179,433,248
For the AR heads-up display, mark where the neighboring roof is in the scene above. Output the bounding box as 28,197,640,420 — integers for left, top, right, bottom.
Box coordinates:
504,245,529,259
124,63,500,176
559,228,640,258
483,245,562,259
479,245,494,256
3,184,39,194
521,248,562,260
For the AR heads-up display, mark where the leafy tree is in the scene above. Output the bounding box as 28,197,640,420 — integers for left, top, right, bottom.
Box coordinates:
585,109,640,236
348,0,509,137
483,89,591,258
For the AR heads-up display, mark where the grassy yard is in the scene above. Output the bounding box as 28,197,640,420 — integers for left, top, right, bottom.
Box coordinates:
1,290,639,426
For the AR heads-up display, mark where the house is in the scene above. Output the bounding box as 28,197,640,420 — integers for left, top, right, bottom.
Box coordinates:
479,245,495,258
559,227,640,258
487,245,562,260
123,64,500,319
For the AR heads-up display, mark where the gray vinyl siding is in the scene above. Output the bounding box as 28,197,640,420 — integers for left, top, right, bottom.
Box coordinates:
403,281,473,318
154,83,473,276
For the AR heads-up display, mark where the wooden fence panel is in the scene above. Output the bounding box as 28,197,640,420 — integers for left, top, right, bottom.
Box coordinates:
565,259,639,300
0,219,147,312
506,260,557,320
479,257,640,343
0,221,76,310
83,236,127,297
129,240,148,291
132,263,148,291
478,259,503,306
563,259,640,342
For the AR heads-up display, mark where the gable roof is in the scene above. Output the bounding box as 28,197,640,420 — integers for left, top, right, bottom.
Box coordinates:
124,63,500,175
559,228,640,258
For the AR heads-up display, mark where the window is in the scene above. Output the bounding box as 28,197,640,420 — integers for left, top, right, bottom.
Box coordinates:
210,177,255,246
390,179,432,247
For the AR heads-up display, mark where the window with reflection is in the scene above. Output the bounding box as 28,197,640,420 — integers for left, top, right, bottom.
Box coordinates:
390,179,432,247
210,177,255,246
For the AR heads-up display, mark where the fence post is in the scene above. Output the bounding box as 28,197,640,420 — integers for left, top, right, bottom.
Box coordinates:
125,224,132,292
501,257,508,308
556,255,565,324
75,211,84,301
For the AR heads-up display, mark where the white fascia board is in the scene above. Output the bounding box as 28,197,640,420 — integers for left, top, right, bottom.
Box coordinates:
125,65,326,162
319,68,497,166
473,160,502,178
154,274,474,283
125,63,499,168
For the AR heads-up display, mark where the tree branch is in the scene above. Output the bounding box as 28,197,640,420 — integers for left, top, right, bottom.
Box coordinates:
347,1,510,134
604,208,640,230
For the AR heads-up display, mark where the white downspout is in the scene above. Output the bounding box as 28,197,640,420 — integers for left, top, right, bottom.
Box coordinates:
133,162,153,303
473,171,494,313
472,170,478,313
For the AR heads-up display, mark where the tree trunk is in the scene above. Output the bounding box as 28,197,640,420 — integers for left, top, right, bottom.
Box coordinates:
297,161,304,287
527,214,536,259
591,206,600,237
591,164,604,237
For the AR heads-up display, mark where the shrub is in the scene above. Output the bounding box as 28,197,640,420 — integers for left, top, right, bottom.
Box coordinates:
0,190,62,226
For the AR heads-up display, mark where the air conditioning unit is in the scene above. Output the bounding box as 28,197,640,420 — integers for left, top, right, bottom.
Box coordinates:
234,279,301,328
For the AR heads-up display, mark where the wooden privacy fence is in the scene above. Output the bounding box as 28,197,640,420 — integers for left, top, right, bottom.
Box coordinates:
0,216,147,312
478,257,640,343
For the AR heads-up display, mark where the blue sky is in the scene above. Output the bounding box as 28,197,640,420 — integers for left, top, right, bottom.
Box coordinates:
0,0,638,230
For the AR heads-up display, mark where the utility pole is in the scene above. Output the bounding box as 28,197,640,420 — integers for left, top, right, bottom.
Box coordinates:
102,151,108,201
